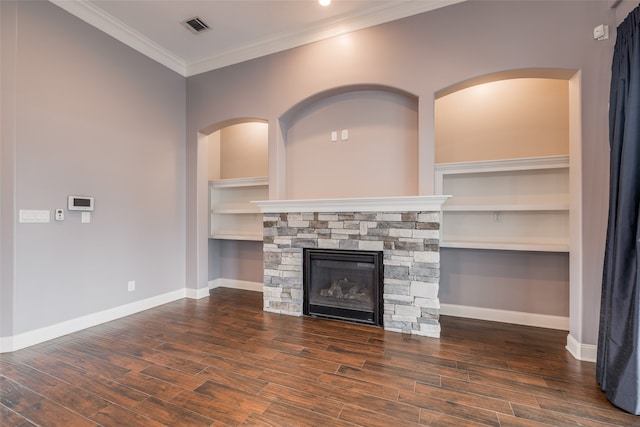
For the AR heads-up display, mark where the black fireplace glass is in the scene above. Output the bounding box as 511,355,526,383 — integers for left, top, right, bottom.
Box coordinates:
303,248,383,326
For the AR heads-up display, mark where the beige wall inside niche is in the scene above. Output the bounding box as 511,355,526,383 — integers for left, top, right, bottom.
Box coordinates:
207,121,268,180
285,90,418,199
435,78,569,164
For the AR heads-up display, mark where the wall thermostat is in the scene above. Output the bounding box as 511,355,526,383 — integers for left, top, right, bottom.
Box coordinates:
68,196,94,211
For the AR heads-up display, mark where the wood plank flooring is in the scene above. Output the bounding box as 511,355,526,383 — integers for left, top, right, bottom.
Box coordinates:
1,288,637,426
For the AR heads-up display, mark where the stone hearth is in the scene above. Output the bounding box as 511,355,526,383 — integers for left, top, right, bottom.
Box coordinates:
253,196,449,338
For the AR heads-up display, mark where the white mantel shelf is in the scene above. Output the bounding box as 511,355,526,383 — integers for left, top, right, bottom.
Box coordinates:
252,195,451,213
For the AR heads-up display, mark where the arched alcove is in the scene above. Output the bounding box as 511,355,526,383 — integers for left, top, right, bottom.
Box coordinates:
199,119,269,291
434,69,582,337
279,85,419,199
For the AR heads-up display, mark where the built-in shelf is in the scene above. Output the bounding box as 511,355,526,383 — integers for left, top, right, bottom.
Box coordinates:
209,177,268,241
443,203,569,212
441,240,570,252
210,176,268,188
435,155,569,252
210,232,264,241
212,207,262,214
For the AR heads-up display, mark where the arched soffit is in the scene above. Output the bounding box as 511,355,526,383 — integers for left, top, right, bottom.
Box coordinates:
199,118,268,136
435,68,578,99
280,84,418,127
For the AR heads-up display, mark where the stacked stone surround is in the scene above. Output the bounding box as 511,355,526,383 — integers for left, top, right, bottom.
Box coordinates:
262,210,443,338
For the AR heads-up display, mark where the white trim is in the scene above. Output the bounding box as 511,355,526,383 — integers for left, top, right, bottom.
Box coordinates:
185,287,211,300
435,155,570,174
0,288,200,353
566,333,597,362
440,303,569,331
50,0,185,76
209,278,263,293
434,155,570,192
210,177,268,188
185,0,465,76
210,233,264,241
253,195,450,214
440,240,570,253
49,0,464,77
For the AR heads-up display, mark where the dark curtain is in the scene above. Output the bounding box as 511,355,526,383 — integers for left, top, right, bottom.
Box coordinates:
597,5,640,415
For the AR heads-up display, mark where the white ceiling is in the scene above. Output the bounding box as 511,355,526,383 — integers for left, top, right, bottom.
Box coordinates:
51,0,464,77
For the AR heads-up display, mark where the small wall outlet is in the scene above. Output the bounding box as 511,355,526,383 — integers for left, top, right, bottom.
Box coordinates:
594,24,609,41
127,280,135,292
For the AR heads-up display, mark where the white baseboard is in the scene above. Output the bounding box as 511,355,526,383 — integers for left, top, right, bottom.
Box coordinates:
0,286,209,353
209,278,263,292
440,303,570,331
186,286,211,299
566,333,597,362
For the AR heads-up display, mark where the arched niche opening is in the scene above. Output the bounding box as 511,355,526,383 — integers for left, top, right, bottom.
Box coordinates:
434,68,581,335
279,85,419,200
201,119,269,181
199,119,269,291
435,69,575,163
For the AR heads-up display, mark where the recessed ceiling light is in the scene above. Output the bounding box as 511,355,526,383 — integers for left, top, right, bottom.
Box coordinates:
319,0,331,6
183,17,211,34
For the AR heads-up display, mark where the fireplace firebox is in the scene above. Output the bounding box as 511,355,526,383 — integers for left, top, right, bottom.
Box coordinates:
303,248,383,326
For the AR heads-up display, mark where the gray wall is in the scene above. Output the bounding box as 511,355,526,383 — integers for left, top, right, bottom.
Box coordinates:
188,0,616,346
209,240,264,283
285,90,418,199
1,1,186,336
616,1,638,23
440,249,570,316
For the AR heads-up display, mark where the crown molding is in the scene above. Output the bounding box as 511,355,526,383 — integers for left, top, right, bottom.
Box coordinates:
50,0,186,76
50,0,464,78
186,0,465,76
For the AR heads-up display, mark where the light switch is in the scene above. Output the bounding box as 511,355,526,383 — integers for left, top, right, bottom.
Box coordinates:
81,212,91,224
331,131,338,142
341,129,349,141
19,210,50,223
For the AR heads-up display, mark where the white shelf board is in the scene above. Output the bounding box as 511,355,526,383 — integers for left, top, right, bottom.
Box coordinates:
441,240,569,252
443,203,569,212
210,232,264,241
212,207,262,214
435,155,569,174
210,176,268,188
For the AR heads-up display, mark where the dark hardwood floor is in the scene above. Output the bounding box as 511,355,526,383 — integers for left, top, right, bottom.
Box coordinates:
1,288,637,426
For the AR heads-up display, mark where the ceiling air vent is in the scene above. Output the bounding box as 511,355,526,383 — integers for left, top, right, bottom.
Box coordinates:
183,17,211,34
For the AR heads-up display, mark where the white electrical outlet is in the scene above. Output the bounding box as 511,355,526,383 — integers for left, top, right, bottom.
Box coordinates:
594,24,609,41
128,281,135,292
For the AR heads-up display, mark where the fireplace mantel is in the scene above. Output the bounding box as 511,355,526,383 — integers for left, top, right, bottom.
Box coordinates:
252,195,450,213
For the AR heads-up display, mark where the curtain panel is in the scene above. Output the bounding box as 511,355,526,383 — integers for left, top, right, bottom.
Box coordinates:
597,5,640,415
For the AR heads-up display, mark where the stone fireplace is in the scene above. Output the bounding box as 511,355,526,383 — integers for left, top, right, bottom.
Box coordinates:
253,196,449,338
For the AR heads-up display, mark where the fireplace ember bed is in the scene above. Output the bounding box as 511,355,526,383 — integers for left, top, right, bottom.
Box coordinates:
303,248,383,326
